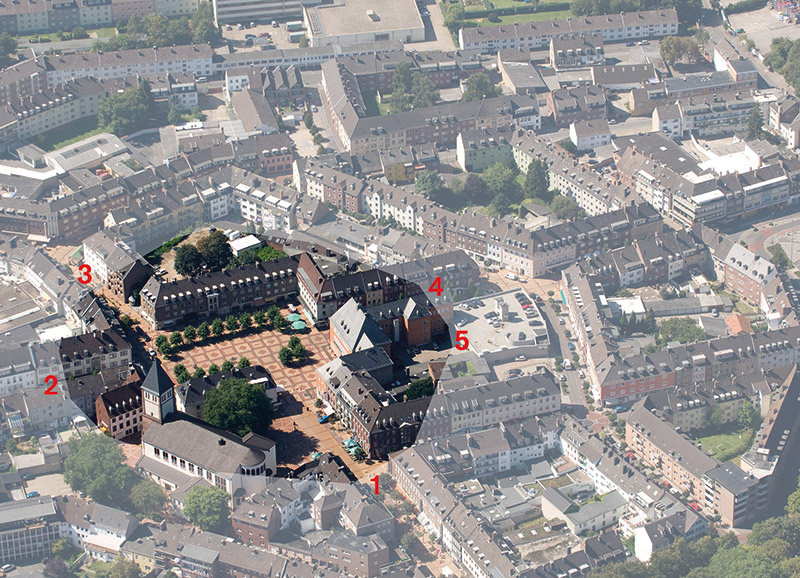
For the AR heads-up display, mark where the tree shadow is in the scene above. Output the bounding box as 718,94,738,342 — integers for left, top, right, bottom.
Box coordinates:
271,428,320,465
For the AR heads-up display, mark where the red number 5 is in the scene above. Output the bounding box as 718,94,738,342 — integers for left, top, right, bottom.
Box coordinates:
455,330,469,351
77,264,92,285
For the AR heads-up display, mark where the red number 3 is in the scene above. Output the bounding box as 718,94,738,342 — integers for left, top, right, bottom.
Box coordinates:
77,264,92,284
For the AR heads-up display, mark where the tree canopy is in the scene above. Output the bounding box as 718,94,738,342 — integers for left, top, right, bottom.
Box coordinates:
183,485,231,532
203,377,275,436
196,230,234,271
404,377,435,400
98,82,153,136
64,433,133,505
130,479,167,515
461,72,501,102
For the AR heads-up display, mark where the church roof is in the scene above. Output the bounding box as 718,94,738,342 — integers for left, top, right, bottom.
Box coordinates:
141,359,174,396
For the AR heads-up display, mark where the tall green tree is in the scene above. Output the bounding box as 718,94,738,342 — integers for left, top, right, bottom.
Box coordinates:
523,159,551,201
184,485,230,532
482,161,520,201
197,230,233,271
461,72,500,102
64,434,133,505
747,103,764,140
204,377,274,436
415,170,445,199
130,479,167,515
196,321,210,340
98,85,152,136
108,557,142,578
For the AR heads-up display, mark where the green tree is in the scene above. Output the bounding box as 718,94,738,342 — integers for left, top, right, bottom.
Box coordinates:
738,400,757,429
279,346,294,366
482,161,520,201
204,377,274,436
461,72,500,102
169,331,183,347
313,133,324,145
237,357,251,368
98,84,152,136
167,106,184,125
415,170,445,200
747,103,764,140
183,325,196,344
657,317,707,347
411,72,439,109
462,173,488,203
524,159,551,201
644,309,657,334
441,2,465,30
405,377,434,400
0,32,17,63
64,434,133,505
192,366,206,379
211,318,225,336
174,244,203,276
291,340,307,363
197,321,210,341
317,144,327,155
50,538,78,562
303,112,314,129
695,27,710,48
130,479,166,514
298,35,309,47
196,230,233,271
157,339,171,357
239,312,253,331
767,244,793,270
190,0,218,44
703,543,781,578
184,485,230,532
174,363,190,383
392,61,413,95
108,557,142,578
221,359,234,372
254,310,267,327
71,26,88,39
550,195,582,219
225,314,239,333
750,516,800,555
208,363,220,375
43,558,72,578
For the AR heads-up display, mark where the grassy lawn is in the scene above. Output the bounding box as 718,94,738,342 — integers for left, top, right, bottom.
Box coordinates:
363,92,391,116
539,475,572,489
471,9,572,25
92,27,117,38
697,423,755,463
41,118,104,151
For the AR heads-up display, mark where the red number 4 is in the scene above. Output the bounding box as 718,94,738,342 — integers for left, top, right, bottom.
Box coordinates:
455,330,469,351
429,276,442,297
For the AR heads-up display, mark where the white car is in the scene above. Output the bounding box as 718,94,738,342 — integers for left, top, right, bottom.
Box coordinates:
558,317,566,325
514,355,526,361
578,369,585,378
558,373,566,381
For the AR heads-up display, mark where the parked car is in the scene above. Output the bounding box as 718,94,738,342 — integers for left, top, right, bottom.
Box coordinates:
558,373,566,381
318,415,330,424
2,564,16,573
26,491,39,498
568,342,576,351
484,311,498,319
529,320,542,326
558,318,566,325
578,369,585,378
514,355,526,361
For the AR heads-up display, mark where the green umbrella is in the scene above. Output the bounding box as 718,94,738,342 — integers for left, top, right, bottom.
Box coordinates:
291,320,307,330
287,313,302,322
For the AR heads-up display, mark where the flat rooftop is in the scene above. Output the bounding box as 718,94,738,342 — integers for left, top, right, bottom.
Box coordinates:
309,0,424,37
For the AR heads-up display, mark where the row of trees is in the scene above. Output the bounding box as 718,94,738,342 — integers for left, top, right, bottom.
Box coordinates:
153,305,289,357
765,37,800,93
659,35,701,65
390,62,440,112
570,0,702,26
617,309,657,336
173,356,251,383
91,2,217,52
174,230,233,275
303,111,328,155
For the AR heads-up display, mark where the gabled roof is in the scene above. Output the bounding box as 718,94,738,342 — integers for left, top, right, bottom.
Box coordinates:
141,359,174,397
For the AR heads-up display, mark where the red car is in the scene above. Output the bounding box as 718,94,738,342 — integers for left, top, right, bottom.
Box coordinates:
689,502,701,511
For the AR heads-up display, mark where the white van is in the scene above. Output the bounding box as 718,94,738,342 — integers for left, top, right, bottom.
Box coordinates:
505,272,518,281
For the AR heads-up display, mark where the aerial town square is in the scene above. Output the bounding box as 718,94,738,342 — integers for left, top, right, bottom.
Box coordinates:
7,0,800,576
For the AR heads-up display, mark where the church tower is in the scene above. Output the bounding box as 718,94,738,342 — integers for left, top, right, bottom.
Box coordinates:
141,359,175,427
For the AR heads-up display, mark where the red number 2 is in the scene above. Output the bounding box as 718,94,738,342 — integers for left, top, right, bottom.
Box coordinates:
77,264,92,285
429,276,442,296
370,475,379,495
45,375,58,395
455,330,469,351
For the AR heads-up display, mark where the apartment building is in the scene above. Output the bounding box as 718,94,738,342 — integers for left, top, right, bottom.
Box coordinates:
653,92,754,140
43,45,213,85
626,401,767,527
95,382,143,440
547,85,607,128
59,329,132,379
456,126,513,172
569,118,611,151
139,257,299,329
0,346,36,396
211,0,306,25
549,34,604,70
0,497,61,563
459,9,679,52
82,230,153,302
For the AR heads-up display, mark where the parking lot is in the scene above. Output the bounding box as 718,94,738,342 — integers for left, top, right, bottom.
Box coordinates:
729,6,800,53
453,289,548,357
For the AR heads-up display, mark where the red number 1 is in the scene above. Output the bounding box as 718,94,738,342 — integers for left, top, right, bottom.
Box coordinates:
45,375,58,395
429,277,442,296
77,264,92,285
370,475,379,495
